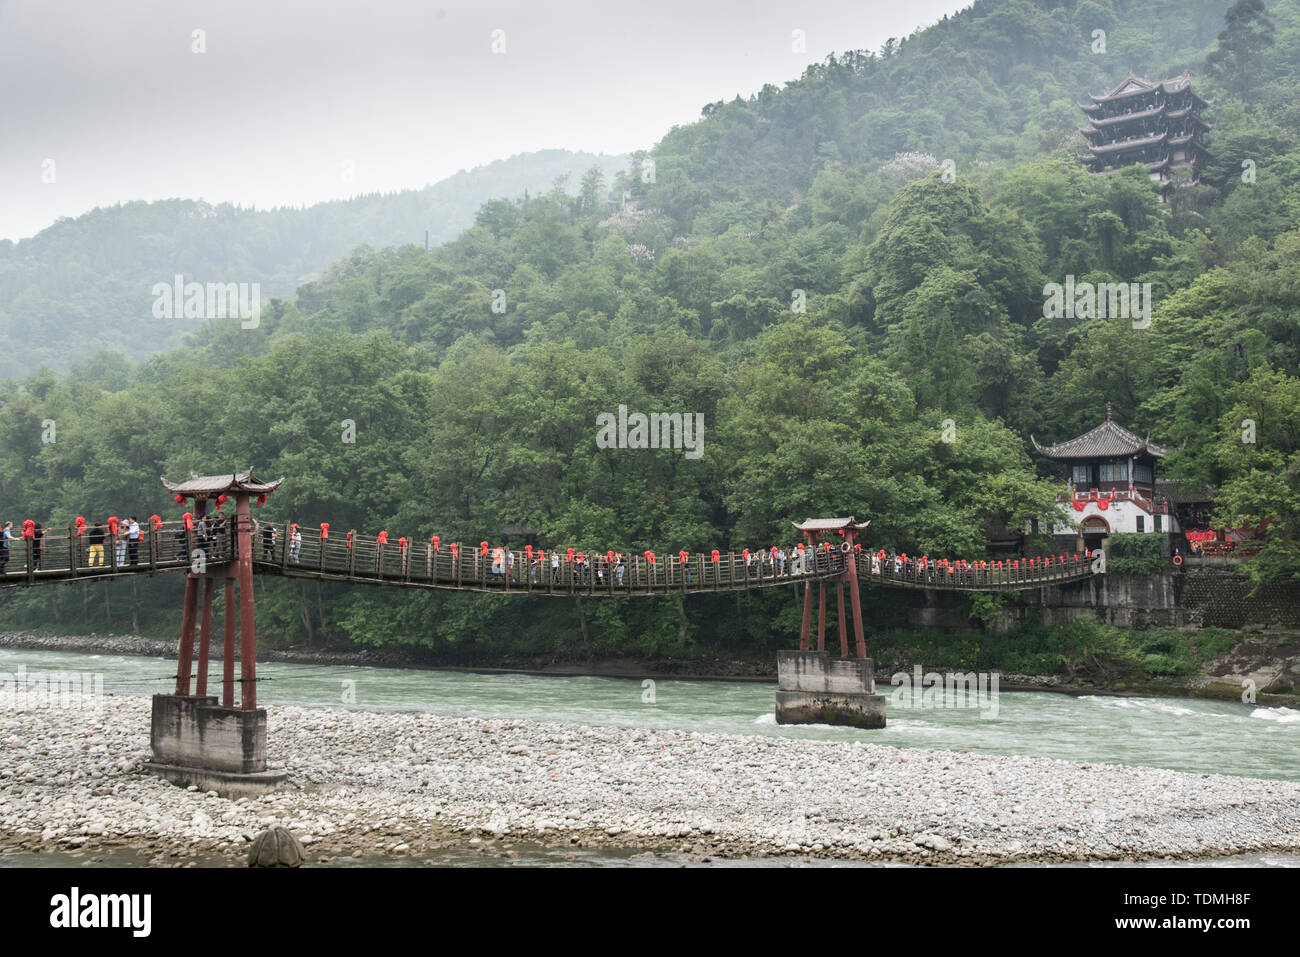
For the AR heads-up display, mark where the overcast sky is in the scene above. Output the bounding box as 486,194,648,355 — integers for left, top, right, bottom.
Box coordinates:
1,0,969,242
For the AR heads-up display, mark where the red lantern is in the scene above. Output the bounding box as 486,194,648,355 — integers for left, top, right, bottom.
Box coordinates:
711,549,720,563
150,515,162,530
645,551,655,564
742,548,750,561
21,520,34,538
567,548,575,561
182,512,194,531
217,494,227,505
256,494,266,507
525,544,534,557
480,541,489,555
75,516,86,535
320,523,330,539
398,537,408,550
346,531,354,548
431,535,440,551
174,494,185,504
606,550,613,564
679,550,689,564
378,531,389,545
450,542,459,556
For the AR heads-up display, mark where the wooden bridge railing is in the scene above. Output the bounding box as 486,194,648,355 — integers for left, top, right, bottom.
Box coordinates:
251,525,848,594
1,518,1097,594
858,554,1094,590
0,520,234,584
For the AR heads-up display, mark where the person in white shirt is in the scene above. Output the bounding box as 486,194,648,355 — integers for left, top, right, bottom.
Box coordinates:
127,517,142,565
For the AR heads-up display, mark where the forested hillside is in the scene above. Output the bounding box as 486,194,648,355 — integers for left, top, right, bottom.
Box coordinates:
0,150,626,377
2,0,1298,655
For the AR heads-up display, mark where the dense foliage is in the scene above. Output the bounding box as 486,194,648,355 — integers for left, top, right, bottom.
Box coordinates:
2,0,1299,655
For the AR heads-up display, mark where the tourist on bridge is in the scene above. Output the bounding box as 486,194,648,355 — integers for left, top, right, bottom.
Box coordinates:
491,546,505,581
127,516,141,565
290,525,302,563
0,521,11,574
32,522,44,570
616,553,625,585
260,521,275,561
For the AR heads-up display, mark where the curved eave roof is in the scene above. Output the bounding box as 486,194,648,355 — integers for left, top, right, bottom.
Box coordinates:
1089,105,1166,126
1090,132,1167,153
1032,420,1167,460
1090,72,1194,102
162,469,285,496
792,517,872,533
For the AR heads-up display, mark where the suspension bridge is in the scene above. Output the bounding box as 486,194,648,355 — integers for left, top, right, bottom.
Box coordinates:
0,470,1097,790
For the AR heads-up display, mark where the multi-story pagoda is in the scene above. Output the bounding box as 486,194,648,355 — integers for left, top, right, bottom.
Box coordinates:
1031,407,1180,552
1080,72,1211,195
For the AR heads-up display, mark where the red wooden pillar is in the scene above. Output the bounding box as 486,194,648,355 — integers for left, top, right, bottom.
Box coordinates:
196,576,214,697
236,492,257,710
846,530,867,660
799,580,812,651
836,582,848,657
816,582,826,651
175,575,199,694
222,574,236,707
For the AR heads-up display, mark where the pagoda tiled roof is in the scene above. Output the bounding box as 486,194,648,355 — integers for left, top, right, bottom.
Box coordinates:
1089,72,1196,103
791,517,872,533
161,469,285,496
1089,132,1167,154
1032,419,1167,460
1087,104,1166,127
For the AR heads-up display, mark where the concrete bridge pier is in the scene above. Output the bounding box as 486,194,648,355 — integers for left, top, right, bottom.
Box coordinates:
774,651,886,729
144,694,286,797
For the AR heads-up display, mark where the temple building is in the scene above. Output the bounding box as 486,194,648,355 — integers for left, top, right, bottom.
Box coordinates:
1031,408,1180,553
1080,72,1211,195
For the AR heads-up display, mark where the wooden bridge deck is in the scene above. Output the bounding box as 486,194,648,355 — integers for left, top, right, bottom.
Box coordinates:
0,522,1095,595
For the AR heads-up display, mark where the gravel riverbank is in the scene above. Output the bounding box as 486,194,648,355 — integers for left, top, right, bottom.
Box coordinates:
2,694,1298,866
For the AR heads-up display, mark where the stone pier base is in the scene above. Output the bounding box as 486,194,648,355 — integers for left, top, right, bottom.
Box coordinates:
144,694,287,797
775,651,886,729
